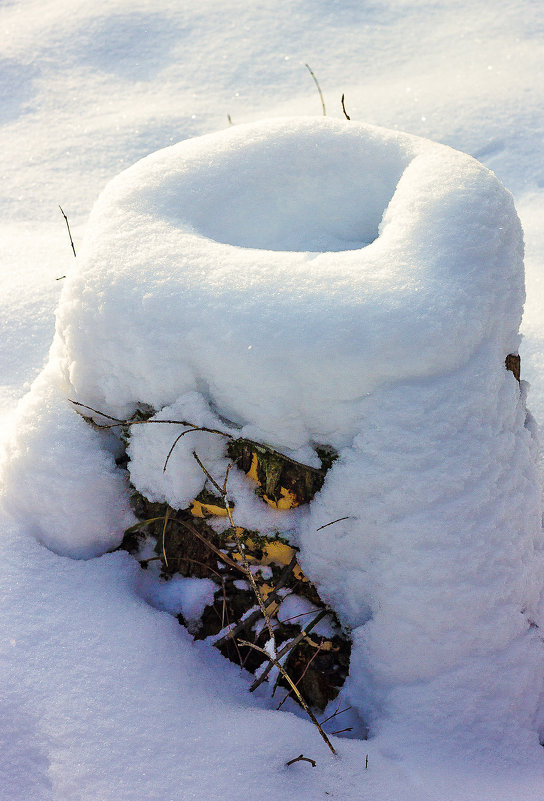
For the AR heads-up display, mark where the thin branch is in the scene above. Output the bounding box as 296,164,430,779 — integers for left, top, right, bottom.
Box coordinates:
193,451,277,653
316,516,353,531
69,400,233,442
213,552,298,649
59,205,77,257
234,438,325,476
69,400,124,422
277,641,324,710
163,427,214,473
305,63,326,116
320,704,352,727
192,451,224,495
286,754,316,767
330,727,352,735
341,93,350,120
249,608,328,693
169,517,245,574
239,638,335,754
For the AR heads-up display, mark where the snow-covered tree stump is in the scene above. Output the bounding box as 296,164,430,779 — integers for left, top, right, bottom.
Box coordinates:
4,117,544,757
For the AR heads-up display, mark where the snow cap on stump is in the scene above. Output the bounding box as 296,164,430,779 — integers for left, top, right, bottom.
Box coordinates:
4,117,543,757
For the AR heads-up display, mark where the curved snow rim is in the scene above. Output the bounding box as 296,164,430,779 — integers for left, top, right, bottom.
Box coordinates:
59,116,523,450
109,117,423,255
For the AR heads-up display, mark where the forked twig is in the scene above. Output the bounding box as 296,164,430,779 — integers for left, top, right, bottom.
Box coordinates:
305,63,326,116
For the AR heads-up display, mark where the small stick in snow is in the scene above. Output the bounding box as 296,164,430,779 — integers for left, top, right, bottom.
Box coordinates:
316,516,353,531
286,754,316,768
341,93,351,120
59,205,77,258
305,63,326,116
227,114,233,125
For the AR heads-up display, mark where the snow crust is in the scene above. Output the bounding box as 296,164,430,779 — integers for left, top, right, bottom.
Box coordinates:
3,116,543,765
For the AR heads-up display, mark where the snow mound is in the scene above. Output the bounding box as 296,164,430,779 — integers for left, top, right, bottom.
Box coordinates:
2,117,543,756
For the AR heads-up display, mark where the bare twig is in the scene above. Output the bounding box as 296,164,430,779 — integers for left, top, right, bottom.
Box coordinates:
59,205,77,257
277,640,324,710
305,63,326,116
249,608,328,693
239,638,335,754
320,704,352,727
341,93,350,120
233,438,325,476
69,400,233,442
69,400,124,422
330,727,352,735
169,517,245,574
316,516,353,531
193,451,277,653
227,114,233,125
213,553,298,649
286,754,316,767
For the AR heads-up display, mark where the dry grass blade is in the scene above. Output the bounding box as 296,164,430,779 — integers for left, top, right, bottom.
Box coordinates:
305,63,326,116
161,507,170,567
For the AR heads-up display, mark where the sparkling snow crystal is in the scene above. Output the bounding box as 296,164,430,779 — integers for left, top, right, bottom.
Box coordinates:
3,117,543,754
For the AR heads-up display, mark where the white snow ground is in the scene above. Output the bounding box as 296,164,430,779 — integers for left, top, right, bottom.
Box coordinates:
1,2,544,799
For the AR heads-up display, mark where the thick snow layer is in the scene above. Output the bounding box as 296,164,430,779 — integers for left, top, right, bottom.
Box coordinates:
3,117,543,762
2,1,544,798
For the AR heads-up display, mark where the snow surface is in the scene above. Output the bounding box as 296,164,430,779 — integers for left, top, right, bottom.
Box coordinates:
2,1,544,799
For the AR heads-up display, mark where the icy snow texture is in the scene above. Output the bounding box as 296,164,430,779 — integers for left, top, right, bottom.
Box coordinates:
3,117,544,759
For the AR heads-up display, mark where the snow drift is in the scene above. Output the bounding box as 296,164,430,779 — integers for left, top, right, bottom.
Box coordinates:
3,117,543,755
